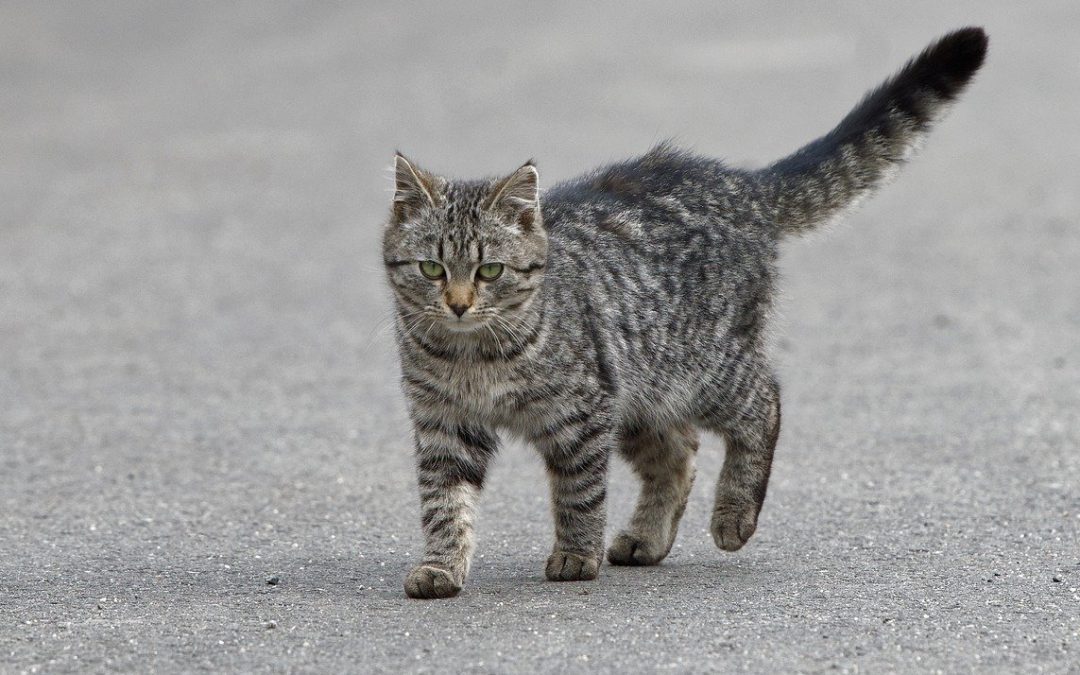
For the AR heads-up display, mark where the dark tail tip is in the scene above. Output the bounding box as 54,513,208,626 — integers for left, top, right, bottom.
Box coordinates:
913,27,989,99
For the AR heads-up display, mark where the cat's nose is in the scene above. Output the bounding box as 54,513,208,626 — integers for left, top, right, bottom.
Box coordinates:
448,303,469,317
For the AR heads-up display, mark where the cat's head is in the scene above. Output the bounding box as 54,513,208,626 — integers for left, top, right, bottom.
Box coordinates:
383,153,548,335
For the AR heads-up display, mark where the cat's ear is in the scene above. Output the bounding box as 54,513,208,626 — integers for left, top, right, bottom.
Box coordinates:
484,162,541,231
392,153,444,223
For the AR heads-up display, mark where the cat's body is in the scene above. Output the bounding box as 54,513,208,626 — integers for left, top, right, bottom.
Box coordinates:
383,28,988,598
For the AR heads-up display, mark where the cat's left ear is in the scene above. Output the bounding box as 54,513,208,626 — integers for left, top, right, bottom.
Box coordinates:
484,162,541,231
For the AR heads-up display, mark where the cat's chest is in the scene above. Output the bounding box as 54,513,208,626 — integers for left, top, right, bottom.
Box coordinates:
421,358,531,420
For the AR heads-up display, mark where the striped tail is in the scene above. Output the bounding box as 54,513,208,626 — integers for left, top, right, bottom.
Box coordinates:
757,27,988,235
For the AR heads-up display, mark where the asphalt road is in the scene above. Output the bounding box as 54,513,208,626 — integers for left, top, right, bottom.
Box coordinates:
2,2,1078,672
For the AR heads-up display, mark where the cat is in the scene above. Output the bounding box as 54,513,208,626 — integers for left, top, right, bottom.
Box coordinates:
383,27,988,598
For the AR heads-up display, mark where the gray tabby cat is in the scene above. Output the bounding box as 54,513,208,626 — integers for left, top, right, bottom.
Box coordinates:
383,28,987,599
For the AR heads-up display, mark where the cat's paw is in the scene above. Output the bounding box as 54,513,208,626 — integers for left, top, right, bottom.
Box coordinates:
710,503,758,552
606,531,668,566
404,564,462,599
545,551,600,581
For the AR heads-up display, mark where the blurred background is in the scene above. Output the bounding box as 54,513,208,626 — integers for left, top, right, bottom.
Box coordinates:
2,1,1078,672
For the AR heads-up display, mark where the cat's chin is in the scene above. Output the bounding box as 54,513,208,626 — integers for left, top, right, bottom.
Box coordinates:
441,320,487,335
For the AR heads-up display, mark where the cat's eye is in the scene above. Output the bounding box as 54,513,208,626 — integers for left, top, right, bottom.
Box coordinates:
476,263,504,281
419,260,445,280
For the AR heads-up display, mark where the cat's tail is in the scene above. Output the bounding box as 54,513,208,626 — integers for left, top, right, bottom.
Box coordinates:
755,27,988,236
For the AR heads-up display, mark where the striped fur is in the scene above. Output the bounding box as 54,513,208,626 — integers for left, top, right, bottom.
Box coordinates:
385,28,987,598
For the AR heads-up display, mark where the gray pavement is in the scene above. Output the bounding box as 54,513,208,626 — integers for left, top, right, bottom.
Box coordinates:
2,1,1079,672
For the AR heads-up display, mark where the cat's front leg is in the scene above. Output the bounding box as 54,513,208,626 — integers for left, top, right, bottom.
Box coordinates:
532,405,612,582
403,407,498,599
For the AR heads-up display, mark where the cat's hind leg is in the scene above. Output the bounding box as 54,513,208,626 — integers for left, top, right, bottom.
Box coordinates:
607,423,698,566
696,365,781,552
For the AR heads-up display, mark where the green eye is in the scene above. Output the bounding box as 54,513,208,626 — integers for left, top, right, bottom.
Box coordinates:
476,263,504,281
419,260,445,280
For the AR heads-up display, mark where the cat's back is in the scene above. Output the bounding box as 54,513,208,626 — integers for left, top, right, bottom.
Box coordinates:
543,143,769,249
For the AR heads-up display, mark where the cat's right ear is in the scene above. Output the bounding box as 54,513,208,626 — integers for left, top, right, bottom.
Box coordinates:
392,153,444,223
